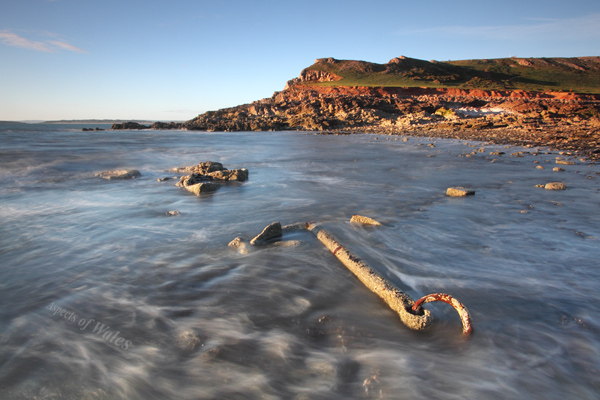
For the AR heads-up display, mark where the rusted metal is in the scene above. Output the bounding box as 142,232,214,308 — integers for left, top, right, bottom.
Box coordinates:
306,222,433,331
242,221,474,336
412,293,473,335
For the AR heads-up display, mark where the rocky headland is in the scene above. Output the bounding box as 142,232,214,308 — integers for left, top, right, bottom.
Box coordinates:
114,56,600,159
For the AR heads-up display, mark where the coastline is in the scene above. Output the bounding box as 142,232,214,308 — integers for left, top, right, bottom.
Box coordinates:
139,84,600,161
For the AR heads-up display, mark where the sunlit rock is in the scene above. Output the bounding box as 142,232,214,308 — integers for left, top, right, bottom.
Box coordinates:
350,215,382,226
446,187,475,197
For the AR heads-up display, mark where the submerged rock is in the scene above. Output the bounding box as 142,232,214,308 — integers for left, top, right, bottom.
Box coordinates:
96,169,141,180
350,215,382,226
228,236,249,254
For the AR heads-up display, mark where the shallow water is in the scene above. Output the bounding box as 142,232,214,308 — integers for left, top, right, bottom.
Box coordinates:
1,124,599,399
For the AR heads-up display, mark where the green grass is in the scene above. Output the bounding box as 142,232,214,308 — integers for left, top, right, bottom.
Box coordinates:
302,56,600,93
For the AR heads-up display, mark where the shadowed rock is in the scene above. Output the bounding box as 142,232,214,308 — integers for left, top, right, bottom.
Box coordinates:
250,222,282,245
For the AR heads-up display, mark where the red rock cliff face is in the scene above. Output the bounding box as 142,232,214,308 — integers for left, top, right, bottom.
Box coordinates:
287,84,600,101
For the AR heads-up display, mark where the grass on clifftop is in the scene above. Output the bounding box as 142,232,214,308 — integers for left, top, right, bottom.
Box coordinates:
304,56,600,93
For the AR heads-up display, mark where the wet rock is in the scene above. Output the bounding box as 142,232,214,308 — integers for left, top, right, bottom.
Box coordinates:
536,165,545,169
545,182,567,190
250,222,282,245
273,240,302,247
175,162,248,196
350,215,382,226
228,236,249,254
553,167,565,172
157,176,174,182
171,161,224,174
282,222,307,231
556,159,575,165
186,182,220,195
446,187,475,197
96,169,141,180
166,210,180,216
175,330,203,352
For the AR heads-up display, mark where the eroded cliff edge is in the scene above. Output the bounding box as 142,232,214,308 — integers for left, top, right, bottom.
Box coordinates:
123,56,600,158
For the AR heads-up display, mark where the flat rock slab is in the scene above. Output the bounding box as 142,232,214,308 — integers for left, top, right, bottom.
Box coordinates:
350,215,382,226
250,222,282,245
187,182,220,195
96,169,141,180
446,187,476,197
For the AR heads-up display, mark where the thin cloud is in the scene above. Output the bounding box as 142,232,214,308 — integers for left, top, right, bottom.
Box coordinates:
0,30,88,53
48,40,89,54
398,13,600,41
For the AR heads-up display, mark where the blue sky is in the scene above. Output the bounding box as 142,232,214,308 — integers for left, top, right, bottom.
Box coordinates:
1,0,599,121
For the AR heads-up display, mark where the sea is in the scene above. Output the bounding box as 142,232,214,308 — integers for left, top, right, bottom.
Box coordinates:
1,123,599,399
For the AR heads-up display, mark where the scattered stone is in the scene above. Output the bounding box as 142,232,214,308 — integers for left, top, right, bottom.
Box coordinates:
250,222,282,245
166,210,180,216
350,215,382,226
175,162,248,196
536,165,545,169
96,169,141,180
535,184,545,188
228,236,249,254
446,187,475,197
490,152,505,155
545,182,567,190
556,159,575,165
553,167,565,172
157,177,174,182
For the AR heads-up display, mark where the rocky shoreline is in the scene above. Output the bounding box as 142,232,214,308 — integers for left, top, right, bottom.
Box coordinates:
113,85,600,160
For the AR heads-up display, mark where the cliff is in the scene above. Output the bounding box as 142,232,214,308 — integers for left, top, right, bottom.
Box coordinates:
122,56,600,157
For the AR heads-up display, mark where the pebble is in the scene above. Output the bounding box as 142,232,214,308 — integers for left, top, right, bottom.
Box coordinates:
446,187,476,197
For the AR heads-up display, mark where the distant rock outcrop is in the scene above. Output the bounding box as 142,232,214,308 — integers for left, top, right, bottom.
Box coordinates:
110,122,150,130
